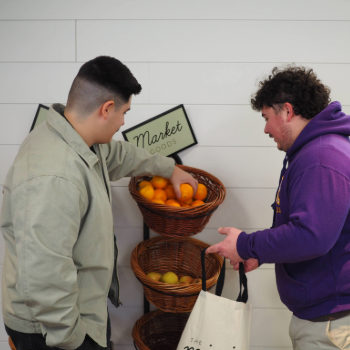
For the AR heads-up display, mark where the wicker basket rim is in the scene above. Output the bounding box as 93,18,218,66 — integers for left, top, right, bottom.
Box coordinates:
129,164,226,216
131,236,223,294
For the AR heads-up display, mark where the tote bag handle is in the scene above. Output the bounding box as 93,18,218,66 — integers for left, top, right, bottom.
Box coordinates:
201,248,248,303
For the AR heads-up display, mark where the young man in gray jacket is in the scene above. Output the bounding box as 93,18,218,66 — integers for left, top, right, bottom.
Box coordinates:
1,56,197,350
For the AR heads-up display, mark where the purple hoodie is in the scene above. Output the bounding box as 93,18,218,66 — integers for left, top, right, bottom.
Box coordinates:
237,101,350,319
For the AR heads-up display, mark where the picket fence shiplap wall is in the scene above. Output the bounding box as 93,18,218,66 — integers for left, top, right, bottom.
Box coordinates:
1,1,350,349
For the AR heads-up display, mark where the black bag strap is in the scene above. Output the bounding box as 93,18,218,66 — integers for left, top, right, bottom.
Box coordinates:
201,248,248,303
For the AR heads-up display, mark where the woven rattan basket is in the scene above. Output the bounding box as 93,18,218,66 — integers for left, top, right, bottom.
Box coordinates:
132,310,189,350
129,164,226,237
131,236,224,313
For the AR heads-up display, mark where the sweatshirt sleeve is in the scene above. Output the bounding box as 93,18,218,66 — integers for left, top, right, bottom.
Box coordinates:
11,176,88,350
101,140,175,181
237,166,350,264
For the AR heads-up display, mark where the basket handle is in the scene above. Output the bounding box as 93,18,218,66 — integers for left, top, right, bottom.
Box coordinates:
201,248,248,303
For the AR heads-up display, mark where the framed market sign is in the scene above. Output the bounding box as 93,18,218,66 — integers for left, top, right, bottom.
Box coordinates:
30,104,49,132
122,104,197,157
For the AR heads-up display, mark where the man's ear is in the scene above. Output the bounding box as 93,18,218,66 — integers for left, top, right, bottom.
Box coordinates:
284,102,294,122
100,100,115,120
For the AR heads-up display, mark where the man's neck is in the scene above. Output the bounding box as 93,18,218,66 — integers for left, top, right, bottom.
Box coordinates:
64,111,95,147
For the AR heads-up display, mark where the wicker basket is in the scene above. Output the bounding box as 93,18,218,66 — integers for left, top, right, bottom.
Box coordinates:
9,337,16,350
129,164,226,237
131,236,223,313
132,310,189,350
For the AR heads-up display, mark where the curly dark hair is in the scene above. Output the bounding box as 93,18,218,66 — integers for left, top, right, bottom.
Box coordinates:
251,65,331,120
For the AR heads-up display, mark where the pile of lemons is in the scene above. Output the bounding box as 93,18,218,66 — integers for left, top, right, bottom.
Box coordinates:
147,271,202,285
138,176,208,207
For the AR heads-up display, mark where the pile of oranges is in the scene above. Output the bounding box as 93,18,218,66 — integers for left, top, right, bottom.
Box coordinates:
138,176,208,208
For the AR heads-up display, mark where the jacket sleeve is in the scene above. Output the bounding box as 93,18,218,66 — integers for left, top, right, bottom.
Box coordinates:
237,166,350,264
100,140,175,181
11,175,88,350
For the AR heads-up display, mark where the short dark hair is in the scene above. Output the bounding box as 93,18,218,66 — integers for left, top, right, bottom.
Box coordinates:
251,65,331,120
66,56,142,117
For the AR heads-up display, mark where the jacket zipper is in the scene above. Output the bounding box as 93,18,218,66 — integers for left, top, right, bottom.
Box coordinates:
96,159,121,306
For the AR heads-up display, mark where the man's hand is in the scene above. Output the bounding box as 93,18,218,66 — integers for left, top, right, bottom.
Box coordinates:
233,258,259,273
206,227,244,266
169,165,198,199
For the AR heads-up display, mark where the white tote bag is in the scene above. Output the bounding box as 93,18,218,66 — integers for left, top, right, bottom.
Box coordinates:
176,248,252,350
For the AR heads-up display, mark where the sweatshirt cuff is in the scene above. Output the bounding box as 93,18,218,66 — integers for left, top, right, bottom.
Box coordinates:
156,154,175,179
237,231,252,260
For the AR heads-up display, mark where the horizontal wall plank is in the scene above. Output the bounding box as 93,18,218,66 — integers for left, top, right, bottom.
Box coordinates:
0,21,75,62
111,187,276,229
107,305,292,347
1,0,350,20
0,144,283,189
176,146,284,188
0,311,6,341
117,267,143,308
0,104,47,144
0,342,11,350
0,103,276,147
149,63,350,105
117,104,276,147
250,308,292,347
2,102,350,148
219,267,285,309
78,20,350,63
108,306,143,346
111,146,284,188
0,63,148,104
115,227,142,268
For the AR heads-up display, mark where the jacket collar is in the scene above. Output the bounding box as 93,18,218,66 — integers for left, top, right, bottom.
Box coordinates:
46,103,99,168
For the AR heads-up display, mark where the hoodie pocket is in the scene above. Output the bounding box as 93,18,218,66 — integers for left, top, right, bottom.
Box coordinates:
276,264,309,307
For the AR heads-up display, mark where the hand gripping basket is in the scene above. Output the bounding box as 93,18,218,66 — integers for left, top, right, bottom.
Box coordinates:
131,235,224,313
132,310,190,350
129,164,226,236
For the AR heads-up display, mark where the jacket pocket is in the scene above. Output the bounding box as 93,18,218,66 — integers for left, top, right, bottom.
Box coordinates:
276,264,309,308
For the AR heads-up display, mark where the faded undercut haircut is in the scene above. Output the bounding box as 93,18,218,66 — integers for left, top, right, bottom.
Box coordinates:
251,65,331,120
66,56,142,118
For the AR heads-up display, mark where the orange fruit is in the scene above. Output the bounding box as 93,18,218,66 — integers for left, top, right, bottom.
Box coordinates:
181,204,191,208
139,180,153,190
164,184,176,200
151,176,169,189
139,185,155,200
179,184,194,202
191,200,205,207
167,201,181,207
194,183,208,201
154,189,167,202
165,199,180,205
151,199,165,204
180,198,193,206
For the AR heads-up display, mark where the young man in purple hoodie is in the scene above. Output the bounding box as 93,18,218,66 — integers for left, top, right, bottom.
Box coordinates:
207,66,350,349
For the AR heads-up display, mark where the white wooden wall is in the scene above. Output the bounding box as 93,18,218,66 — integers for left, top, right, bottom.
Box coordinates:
1,1,350,349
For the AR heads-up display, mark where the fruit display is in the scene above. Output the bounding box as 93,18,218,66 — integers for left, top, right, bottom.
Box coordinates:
131,236,224,313
138,176,207,208
146,271,202,285
129,164,226,236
